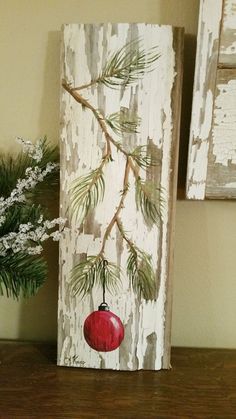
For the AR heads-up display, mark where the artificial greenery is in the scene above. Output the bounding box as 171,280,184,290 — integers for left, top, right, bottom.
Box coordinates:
0,138,60,299
0,252,47,299
63,38,162,301
0,137,59,200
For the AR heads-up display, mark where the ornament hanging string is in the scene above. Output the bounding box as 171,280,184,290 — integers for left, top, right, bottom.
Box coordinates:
102,259,108,304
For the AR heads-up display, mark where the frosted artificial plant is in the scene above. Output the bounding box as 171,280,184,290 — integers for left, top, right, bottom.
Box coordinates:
0,137,65,298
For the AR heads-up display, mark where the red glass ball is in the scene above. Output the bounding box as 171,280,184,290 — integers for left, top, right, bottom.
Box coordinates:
83,306,124,352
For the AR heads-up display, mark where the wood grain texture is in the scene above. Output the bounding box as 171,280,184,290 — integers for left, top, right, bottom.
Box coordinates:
1,343,236,418
162,27,183,368
187,0,236,200
58,24,183,370
219,0,236,66
186,0,223,199
206,69,236,198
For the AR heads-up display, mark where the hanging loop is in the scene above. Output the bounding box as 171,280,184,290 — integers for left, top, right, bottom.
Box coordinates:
98,302,109,311
101,259,109,307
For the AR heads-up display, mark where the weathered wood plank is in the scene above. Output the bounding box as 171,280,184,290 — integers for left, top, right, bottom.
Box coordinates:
58,23,183,370
162,27,183,368
219,0,236,67
186,0,223,199
206,69,236,198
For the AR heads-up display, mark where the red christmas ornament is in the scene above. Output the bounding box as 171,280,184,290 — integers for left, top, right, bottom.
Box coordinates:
83,303,124,352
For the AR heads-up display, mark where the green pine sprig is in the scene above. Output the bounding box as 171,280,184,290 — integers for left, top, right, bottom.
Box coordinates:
0,252,47,299
135,177,163,226
71,255,122,297
93,39,160,89
70,166,106,224
0,204,42,238
127,245,156,300
105,110,141,136
130,145,159,169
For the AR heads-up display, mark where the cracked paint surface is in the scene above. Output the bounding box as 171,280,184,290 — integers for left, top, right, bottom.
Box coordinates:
206,70,236,198
58,23,181,370
187,0,236,199
219,0,236,66
186,0,223,199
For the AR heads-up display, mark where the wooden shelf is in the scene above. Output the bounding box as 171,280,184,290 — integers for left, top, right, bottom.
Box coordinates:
0,342,235,417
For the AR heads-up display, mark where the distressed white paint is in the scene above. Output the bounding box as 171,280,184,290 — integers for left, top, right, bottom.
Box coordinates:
212,78,236,166
205,69,236,198
188,0,236,199
224,182,236,188
219,0,236,65
58,23,182,370
186,0,223,199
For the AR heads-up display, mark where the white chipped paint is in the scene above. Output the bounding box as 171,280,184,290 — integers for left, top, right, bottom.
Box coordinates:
186,0,223,199
219,0,236,63
224,182,236,188
222,0,236,28
212,78,236,166
58,23,179,371
221,40,236,56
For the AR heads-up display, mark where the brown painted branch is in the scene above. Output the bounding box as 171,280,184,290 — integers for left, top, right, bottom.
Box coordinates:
99,158,131,255
72,80,98,91
62,80,129,159
71,63,132,91
62,79,148,253
116,217,136,251
129,158,140,180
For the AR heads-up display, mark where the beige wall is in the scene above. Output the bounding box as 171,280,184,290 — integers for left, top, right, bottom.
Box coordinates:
0,0,235,348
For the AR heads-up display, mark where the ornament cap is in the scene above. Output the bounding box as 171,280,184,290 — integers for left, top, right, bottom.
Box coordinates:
98,302,109,311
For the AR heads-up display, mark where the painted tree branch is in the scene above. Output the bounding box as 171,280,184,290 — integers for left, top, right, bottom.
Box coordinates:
71,38,160,91
62,39,162,300
99,158,131,256
62,80,129,160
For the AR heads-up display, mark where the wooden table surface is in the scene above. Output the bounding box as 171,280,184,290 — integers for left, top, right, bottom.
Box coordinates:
0,342,235,418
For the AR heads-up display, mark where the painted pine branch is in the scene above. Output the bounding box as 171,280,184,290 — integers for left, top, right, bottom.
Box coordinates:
73,39,160,90
63,38,163,301
105,109,141,136
71,255,122,297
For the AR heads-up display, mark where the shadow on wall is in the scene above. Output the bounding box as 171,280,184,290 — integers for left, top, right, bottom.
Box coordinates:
18,241,59,342
177,34,197,197
18,31,61,342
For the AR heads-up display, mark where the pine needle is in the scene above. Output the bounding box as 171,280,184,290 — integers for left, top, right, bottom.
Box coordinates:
0,137,59,299
95,39,160,89
70,167,105,224
0,136,59,202
127,245,156,300
0,252,47,299
135,178,163,226
71,255,122,297
105,109,141,136
130,145,160,169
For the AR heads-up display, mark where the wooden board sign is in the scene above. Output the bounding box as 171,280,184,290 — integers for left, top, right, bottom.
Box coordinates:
186,0,236,200
58,23,183,370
